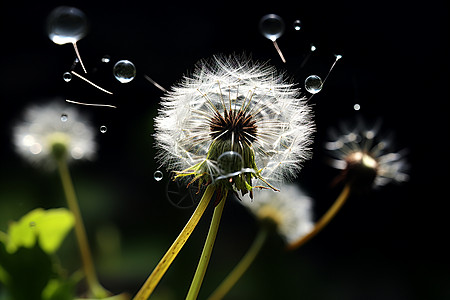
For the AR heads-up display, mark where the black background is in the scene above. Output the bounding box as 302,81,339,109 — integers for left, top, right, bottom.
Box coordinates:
0,0,448,299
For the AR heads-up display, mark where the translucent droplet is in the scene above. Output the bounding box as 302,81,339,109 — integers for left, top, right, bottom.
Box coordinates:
29,221,36,227
259,14,285,41
100,125,107,133
47,6,88,45
154,170,163,181
293,19,302,31
101,55,111,63
63,72,72,82
353,104,361,111
217,151,243,174
113,60,136,83
60,114,68,122
305,75,323,94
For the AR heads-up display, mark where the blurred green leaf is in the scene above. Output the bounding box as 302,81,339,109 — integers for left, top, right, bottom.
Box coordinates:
0,242,53,300
5,208,74,254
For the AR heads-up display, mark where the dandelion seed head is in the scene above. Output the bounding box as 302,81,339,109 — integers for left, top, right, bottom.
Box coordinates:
154,54,314,192
13,101,96,169
241,183,314,243
326,120,409,189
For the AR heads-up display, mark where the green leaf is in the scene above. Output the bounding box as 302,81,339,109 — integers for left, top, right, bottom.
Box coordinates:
6,208,75,254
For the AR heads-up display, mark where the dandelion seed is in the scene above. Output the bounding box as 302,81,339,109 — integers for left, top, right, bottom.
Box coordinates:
326,120,409,189
153,54,314,195
13,101,96,169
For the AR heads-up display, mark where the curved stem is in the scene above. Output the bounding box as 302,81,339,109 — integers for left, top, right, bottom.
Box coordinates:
207,227,269,300
287,184,352,251
56,158,109,298
186,191,228,300
133,185,216,300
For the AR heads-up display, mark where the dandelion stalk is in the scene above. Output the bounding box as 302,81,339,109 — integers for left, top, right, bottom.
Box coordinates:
207,226,269,300
186,190,228,300
287,184,351,250
56,155,109,298
133,184,216,300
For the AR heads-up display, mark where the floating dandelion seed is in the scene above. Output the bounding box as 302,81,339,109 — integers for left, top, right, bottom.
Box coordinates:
70,71,113,95
47,6,89,73
259,14,287,63
326,120,409,189
154,54,314,194
13,101,96,168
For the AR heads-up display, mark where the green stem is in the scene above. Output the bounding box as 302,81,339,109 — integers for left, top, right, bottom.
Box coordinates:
56,158,109,298
207,227,269,300
287,184,352,251
186,191,228,300
133,184,216,300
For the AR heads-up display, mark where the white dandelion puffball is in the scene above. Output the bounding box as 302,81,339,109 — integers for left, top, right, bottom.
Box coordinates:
325,121,409,188
241,183,314,244
13,101,97,168
154,55,314,188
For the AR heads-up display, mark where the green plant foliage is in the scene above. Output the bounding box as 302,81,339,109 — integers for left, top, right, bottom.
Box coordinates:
5,208,74,254
0,208,76,300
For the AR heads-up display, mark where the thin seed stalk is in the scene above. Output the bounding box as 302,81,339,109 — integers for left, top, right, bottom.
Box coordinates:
133,185,216,300
207,226,269,300
56,157,109,298
186,190,228,300
287,184,352,250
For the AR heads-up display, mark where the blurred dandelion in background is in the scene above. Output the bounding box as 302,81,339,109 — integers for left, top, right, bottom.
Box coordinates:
13,101,97,169
240,185,314,244
208,184,314,300
325,120,409,189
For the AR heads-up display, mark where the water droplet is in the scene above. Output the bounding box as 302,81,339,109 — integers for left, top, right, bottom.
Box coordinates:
61,114,68,122
154,170,163,181
100,125,107,133
29,221,36,227
113,60,136,83
310,44,317,52
101,55,111,63
305,75,323,94
293,19,302,31
217,151,243,175
259,14,285,41
47,6,88,45
63,72,72,82
353,103,361,111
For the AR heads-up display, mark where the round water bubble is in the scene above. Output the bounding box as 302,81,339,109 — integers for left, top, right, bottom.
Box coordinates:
217,151,243,175
100,125,107,133
305,75,323,94
113,60,136,83
259,14,285,41
60,114,68,122
293,19,302,31
47,6,88,45
154,170,163,181
63,72,72,82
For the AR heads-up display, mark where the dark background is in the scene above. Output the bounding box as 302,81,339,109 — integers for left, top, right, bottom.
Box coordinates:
0,0,448,299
